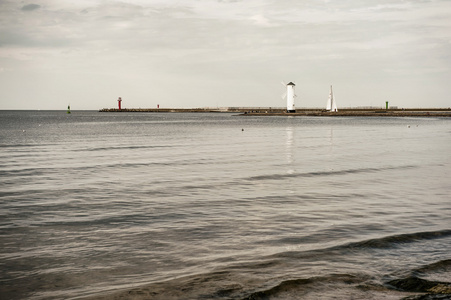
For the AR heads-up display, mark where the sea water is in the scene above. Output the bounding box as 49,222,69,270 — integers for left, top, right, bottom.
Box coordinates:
0,110,450,299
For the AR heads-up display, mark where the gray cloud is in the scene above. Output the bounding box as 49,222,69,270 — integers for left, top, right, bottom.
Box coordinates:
21,4,40,11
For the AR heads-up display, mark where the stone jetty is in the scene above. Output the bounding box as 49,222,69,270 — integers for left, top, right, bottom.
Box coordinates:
98,107,451,117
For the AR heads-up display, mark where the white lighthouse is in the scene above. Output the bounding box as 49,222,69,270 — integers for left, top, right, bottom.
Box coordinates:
285,82,296,113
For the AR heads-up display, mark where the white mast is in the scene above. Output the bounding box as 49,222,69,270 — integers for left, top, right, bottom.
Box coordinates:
286,82,296,113
327,85,338,112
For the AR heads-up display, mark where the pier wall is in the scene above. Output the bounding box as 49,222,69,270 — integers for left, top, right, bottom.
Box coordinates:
98,107,451,117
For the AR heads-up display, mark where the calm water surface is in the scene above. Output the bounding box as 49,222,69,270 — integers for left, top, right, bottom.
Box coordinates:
0,111,450,299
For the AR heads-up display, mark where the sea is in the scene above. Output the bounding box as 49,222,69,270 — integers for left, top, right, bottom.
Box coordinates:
0,110,450,300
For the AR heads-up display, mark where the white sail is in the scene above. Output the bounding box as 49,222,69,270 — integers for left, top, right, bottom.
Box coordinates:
331,86,337,112
326,86,332,111
332,96,337,112
326,85,338,112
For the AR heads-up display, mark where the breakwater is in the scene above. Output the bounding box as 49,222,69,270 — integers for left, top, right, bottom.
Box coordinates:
241,108,451,117
98,107,256,113
99,108,228,113
99,107,451,117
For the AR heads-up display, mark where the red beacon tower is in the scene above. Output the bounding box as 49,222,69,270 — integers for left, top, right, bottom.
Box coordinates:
117,97,122,110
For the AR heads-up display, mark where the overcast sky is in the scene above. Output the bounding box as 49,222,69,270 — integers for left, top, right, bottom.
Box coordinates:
0,0,450,110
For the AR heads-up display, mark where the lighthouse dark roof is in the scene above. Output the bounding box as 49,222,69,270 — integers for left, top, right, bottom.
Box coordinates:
287,82,295,86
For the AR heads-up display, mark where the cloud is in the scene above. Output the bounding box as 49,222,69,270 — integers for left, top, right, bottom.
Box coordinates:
21,4,40,11
1,0,451,109
249,14,273,27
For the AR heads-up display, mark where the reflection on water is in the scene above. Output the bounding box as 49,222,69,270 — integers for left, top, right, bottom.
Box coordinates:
329,127,334,152
285,126,295,174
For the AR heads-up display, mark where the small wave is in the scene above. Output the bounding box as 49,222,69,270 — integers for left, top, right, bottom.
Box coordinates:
241,273,367,300
246,165,417,182
271,229,451,260
76,258,451,300
343,230,451,250
0,161,173,178
82,272,371,300
35,213,154,228
0,144,44,148
206,230,451,295
386,275,451,293
0,168,49,177
135,165,418,195
414,259,451,274
76,145,171,152
243,272,451,300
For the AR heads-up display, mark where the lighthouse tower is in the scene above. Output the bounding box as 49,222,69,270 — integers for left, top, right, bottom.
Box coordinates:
117,97,122,110
285,82,296,113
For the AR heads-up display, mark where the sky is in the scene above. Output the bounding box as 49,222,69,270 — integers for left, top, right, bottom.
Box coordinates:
0,0,450,110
